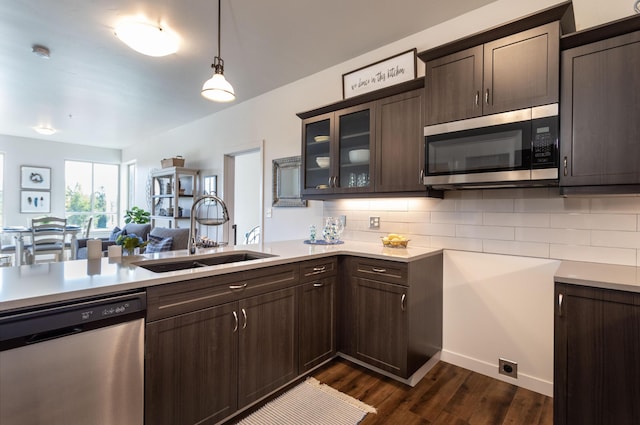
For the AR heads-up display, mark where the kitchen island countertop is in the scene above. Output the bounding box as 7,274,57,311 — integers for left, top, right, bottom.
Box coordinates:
0,240,442,313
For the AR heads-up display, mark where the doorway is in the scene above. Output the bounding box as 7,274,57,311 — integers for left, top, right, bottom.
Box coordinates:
223,143,263,245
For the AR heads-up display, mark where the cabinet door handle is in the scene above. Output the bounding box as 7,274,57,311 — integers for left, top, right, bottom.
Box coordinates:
485,89,490,104
232,311,238,333
372,267,387,273
419,169,424,184
475,91,480,107
229,283,247,290
312,266,326,272
333,176,338,187
563,157,568,177
313,282,324,288
401,293,407,311
241,308,247,329
558,293,564,316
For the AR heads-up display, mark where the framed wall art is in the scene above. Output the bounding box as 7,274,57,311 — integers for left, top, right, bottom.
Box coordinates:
342,49,417,99
21,190,51,213
21,166,51,190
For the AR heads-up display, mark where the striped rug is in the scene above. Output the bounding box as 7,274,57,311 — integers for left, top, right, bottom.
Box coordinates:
235,377,377,425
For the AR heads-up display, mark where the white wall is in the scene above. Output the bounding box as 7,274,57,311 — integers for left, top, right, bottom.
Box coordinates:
0,134,121,227
234,151,261,243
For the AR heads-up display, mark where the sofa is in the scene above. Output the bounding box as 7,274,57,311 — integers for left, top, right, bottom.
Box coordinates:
75,224,191,259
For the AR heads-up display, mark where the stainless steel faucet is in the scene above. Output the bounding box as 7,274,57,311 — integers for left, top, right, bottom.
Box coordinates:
188,194,230,254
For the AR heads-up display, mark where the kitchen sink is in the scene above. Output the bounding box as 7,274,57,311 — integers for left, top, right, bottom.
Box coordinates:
134,251,276,273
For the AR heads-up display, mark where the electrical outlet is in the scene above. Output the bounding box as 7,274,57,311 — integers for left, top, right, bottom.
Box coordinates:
339,215,346,227
369,216,380,229
499,358,518,379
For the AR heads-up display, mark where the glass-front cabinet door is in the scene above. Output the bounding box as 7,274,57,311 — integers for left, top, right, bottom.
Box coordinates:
335,104,374,193
301,104,375,196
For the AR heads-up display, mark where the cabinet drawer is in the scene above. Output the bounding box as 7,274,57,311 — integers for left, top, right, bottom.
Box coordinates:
351,258,407,285
147,264,299,321
300,257,337,282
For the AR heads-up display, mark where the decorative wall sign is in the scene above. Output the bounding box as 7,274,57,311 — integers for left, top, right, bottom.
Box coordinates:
21,166,51,190
342,49,417,99
21,190,51,213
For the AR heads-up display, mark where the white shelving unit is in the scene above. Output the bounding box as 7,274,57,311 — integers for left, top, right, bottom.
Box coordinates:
150,167,199,228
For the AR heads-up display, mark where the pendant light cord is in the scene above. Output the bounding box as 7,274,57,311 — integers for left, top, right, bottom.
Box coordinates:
217,0,222,58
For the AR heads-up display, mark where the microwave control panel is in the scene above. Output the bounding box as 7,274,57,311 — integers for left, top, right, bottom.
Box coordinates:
532,118,558,166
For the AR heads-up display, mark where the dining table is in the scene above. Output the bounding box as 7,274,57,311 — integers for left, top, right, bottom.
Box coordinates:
2,225,82,266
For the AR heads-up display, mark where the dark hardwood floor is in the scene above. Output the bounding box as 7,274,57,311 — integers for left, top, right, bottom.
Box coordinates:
311,358,553,425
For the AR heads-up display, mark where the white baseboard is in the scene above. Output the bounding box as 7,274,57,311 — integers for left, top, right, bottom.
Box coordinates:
440,350,553,397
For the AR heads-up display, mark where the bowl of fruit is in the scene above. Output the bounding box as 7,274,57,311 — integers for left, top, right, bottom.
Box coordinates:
381,234,409,248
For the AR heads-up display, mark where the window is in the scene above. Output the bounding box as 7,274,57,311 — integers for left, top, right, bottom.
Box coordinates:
0,153,4,228
65,161,119,231
127,162,136,210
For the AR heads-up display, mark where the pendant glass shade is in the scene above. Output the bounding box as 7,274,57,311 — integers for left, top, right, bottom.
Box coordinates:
201,71,236,102
115,18,179,57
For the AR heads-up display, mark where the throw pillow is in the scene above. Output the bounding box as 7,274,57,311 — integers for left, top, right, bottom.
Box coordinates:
109,226,126,241
145,235,173,253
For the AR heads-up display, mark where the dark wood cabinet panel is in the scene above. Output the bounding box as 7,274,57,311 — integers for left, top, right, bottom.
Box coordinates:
355,277,408,376
554,284,640,425
560,30,640,191
237,287,298,408
484,22,559,115
299,277,336,372
375,88,426,192
425,22,559,126
145,302,238,425
426,46,483,125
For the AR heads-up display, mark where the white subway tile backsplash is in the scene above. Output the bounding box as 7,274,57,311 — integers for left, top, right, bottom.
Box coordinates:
431,211,483,225
483,212,549,228
323,193,640,266
550,213,637,231
591,230,640,249
483,240,550,258
456,225,514,240
550,244,637,266
516,228,590,245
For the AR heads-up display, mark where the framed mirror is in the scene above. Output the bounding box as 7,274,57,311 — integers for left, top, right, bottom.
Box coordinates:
272,156,306,207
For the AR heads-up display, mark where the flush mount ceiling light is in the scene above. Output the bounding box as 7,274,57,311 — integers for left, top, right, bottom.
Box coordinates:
114,16,179,57
32,45,50,59
201,0,235,102
32,126,57,135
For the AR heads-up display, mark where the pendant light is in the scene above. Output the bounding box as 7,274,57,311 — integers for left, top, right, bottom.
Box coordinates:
201,0,235,102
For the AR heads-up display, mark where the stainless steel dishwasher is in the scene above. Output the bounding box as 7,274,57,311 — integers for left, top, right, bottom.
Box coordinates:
0,291,146,425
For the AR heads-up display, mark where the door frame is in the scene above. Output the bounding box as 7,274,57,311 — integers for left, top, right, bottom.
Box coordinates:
223,140,264,245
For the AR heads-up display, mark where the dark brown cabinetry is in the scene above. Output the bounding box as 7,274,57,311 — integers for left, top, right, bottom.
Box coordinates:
145,264,299,425
425,22,559,125
343,254,443,378
560,26,640,194
301,103,375,196
375,88,425,192
554,283,640,425
298,258,337,373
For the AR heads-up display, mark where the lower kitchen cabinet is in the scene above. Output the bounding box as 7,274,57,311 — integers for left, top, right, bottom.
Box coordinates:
554,283,640,425
237,287,298,407
298,258,337,372
145,302,238,425
343,254,443,378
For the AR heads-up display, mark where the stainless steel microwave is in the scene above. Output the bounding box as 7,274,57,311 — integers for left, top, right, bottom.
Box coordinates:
424,104,559,189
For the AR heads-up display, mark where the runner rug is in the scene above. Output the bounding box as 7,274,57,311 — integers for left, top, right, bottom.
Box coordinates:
235,377,377,425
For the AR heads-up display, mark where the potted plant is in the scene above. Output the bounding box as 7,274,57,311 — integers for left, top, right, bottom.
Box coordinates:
124,206,150,224
116,233,148,256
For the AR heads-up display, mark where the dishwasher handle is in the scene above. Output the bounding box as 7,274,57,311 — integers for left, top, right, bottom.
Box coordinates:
26,326,84,345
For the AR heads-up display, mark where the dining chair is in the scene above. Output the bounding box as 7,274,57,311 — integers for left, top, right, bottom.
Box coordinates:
29,217,67,264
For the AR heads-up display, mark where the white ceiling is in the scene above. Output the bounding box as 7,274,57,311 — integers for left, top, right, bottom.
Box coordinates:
0,0,496,149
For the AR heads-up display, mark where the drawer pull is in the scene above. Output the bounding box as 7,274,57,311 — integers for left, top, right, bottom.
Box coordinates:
232,311,238,333
229,283,247,290
372,267,387,273
241,308,247,329
313,282,324,288
312,266,326,272
401,293,406,311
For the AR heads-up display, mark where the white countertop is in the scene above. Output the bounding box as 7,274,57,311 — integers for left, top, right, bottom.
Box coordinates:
0,240,442,313
554,260,640,293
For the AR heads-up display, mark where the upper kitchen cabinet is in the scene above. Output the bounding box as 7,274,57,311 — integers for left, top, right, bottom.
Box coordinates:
420,2,572,126
559,14,640,195
150,167,199,228
301,103,375,197
298,78,436,199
